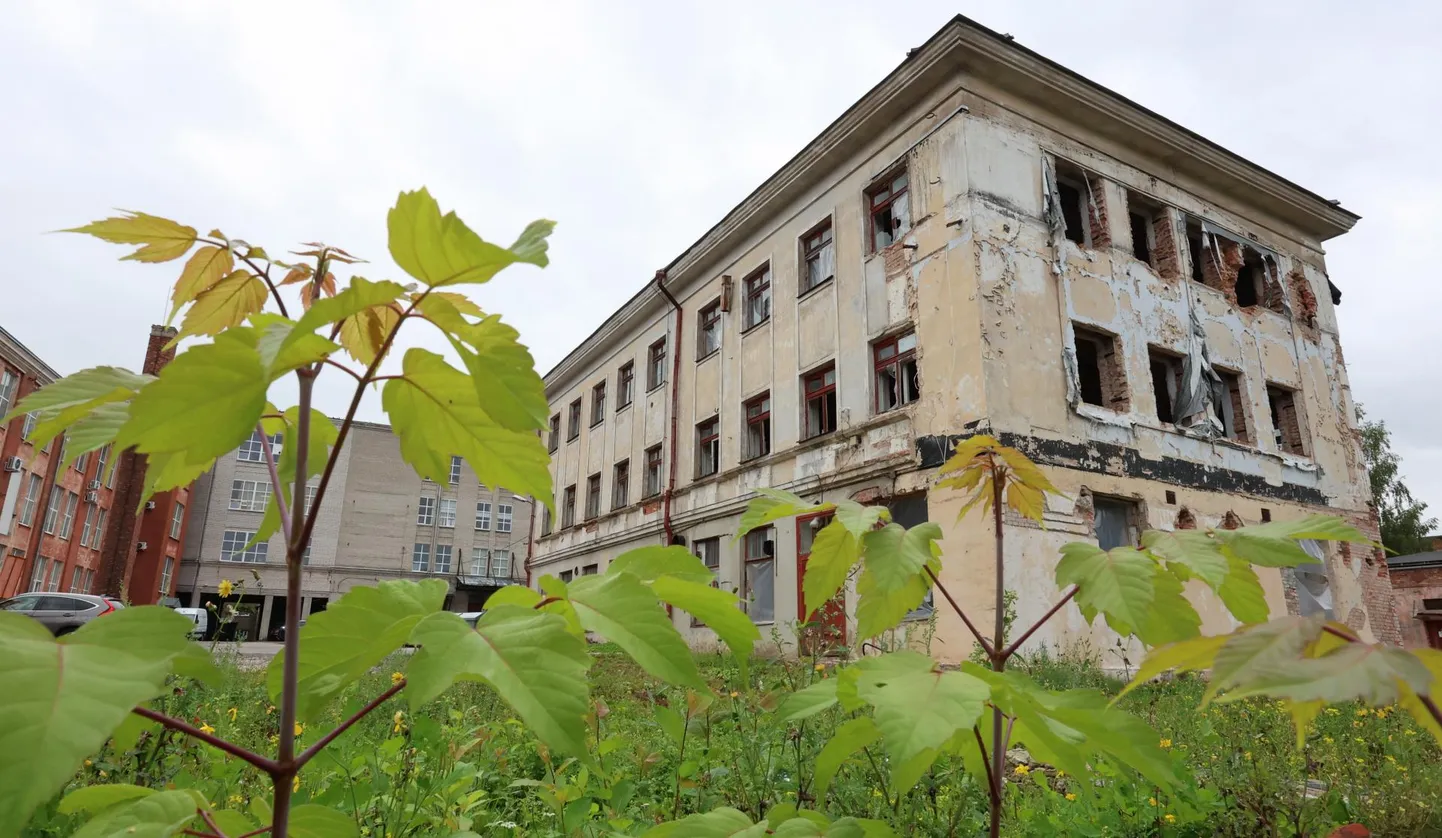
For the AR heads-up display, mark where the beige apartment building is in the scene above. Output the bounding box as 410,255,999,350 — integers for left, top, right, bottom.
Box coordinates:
179,420,532,639
530,15,1400,660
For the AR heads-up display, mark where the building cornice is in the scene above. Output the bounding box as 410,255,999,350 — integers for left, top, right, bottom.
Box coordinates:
543,14,1358,394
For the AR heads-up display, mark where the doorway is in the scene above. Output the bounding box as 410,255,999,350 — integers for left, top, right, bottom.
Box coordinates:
797,510,846,654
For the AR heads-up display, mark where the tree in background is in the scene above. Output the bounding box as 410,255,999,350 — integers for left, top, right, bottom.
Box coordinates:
1359,403,1437,556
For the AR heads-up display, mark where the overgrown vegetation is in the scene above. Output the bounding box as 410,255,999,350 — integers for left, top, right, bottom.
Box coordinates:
18,648,1442,837
2,193,1440,838
1358,403,1437,557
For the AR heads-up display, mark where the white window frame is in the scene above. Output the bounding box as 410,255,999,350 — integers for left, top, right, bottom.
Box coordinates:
220,530,267,563
492,549,511,578
433,544,453,574
449,455,463,485
470,547,490,575
417,496,436,525
411,543,430,572
237,431,283,463
475,501,492,531
170,503,185,539
496,503,513,533
230,479,272,512
438,498,457,528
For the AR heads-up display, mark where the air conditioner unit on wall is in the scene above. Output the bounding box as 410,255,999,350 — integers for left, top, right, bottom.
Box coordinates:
85,491,98,503
87,480,101,490
2,456,21,472
144,501,156,510
136,541,148,551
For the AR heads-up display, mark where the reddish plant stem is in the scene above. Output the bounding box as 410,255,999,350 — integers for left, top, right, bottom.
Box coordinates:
321,358,363,382
988,457,1007,838
257,423,291,541
131,707,278,774
972,725,1001,805
924,566,992,659
999,587,1077,662
200,810,229,838
295,680,406,768
534,596,561,609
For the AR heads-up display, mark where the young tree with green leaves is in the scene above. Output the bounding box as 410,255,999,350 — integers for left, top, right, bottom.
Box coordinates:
1,195,1439,838
1358,403,1437,556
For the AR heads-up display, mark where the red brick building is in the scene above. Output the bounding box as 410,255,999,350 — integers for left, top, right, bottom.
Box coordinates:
0,325,192,604
1388,551,1442,650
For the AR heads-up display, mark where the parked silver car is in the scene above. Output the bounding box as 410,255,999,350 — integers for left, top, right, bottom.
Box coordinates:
0,592,124,635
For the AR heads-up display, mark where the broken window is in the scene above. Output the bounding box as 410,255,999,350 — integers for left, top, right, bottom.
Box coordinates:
1214,370,1250,443
867,169,910,252
803,365,838,438
696,416,720,478
1129,209,1152,264
647,339,667,390
590,381,606,426
567,398,581,440
744,392,771,461
1057,178,1087,246
697,299,721,360
547,414,560,453
1126,191,1176,276
1267,384,1306,455
1073,326,1128,411
1235,247,1265,308
643,444,663,497
1186,219,1206,284
742,264,771,330
1294,539,1334,619
874,331,919,413
1052,160,1104,248
562,485,577,528
585,473,601,520
1093,497,1139,550
743,527,776,623
801,220,835,293
1148,348,1184,424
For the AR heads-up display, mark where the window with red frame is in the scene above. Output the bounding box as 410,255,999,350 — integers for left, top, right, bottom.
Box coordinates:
696,416,720,478
867,169,910,251
744,392,771,460
874,330,919,412
800,221,834,293
742,264,771,330
697,300,721,359
803,365,837,439
647,339,667,390
743,527,775,623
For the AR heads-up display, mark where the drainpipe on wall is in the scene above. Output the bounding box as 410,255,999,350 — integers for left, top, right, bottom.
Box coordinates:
654,269,683,546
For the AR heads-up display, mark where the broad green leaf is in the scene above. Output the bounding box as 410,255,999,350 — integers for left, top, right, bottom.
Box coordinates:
168,245,234,322
65,211,197,262
1204,615,1325,704
338,302,401,367
608,546,714,584
891,744,944,794
0,609,196,835
764,804,829,830
179,271,267,339
852,651,988,766
289,803,360,838
116,331,266,464
267,579,446,720
207,810,258,836
654,704,685,744
109,713,156,755
641,807,761,838
1142,529,1227,589
737,487,831,538
1224,642,1433,705
253,314,341,378
813,716,881,798
855,554,938,640
860,522,942,592
1115,634,1228,702
387,188,554,287
831,499,889,536
802,520,858,619
58,784,156,816
484,585,544,609
1054,543,1157,640
828,819,898,838
71,790,202,838
776,678,839,721
567,573,706,690
772,822,823,838
4,367,153,464
382,348,551,503
294,275,407,337
1041,689,1180,790
138,448,216,508
651,576,759,681
417,295,548,432
1135,562,1201,646
1216,516,1370,568
1216,552,1269,624
253,408,339,546
406,607,591,757
1399,648,1442,744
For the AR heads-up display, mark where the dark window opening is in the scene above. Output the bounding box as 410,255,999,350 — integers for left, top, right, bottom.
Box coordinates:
643,445,663,497
647,339,667,390
744,393,771,461
1148,348,1183,424
1058,179,1087,245
1129,211,1152,264
874,331,919,413
1094,496,1139,550
696,417,720,478
1422,597,1442,611
801,221,835,293
561,485,576,528
585,474,601,520
697,300,721,359
803,365,838,438
742,264,771,330
1267,384,1305,455
590,382,606,426
617,362,634,410
547,414,560,453
566,399,581,441
1215,370,1250,443
612,460,629,509
1235,248,1265,308
1186,220,1206,284
867,169,910,252
1073,326,1127,410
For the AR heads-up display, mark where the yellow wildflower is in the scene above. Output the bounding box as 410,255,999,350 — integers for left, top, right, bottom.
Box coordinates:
1056,770,1065,778
1355,757,1366,764
227,707,237,722
294,723,304,737
1323,736,1334,744
84,759,92,767
1353,721,1363,728
1065,793,1077,802
1386,755,1397,763
1357,708,1369,717
729,691,739,699
198,723,216,735
1243,751,1252,760
292,776,301,792
1325,708,1340,716
1149,797,1158,807
1159,738,1172,749
98,770,107,778
393,710,406,734
266,705,275,715
814,663,825,672
391,671,404,686
228,795,244,806
1164,814,1176,824
1014,765,1030,776
218,579,234,598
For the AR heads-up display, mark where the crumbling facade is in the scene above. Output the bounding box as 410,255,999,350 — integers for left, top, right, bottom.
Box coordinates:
529,15,1398,659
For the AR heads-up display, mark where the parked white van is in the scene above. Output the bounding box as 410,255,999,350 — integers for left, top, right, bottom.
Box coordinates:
174,607,210,639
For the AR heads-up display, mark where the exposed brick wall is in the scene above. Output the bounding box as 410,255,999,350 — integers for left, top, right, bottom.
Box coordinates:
1098,334,1129,410
1085,174,1110,250
1288,268,1319,326
1388,563,1442,648
1227,377,1251,444
1151,212,1181,280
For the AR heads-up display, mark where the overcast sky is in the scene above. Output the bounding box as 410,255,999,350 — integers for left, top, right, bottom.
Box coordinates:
3,1,1438,517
